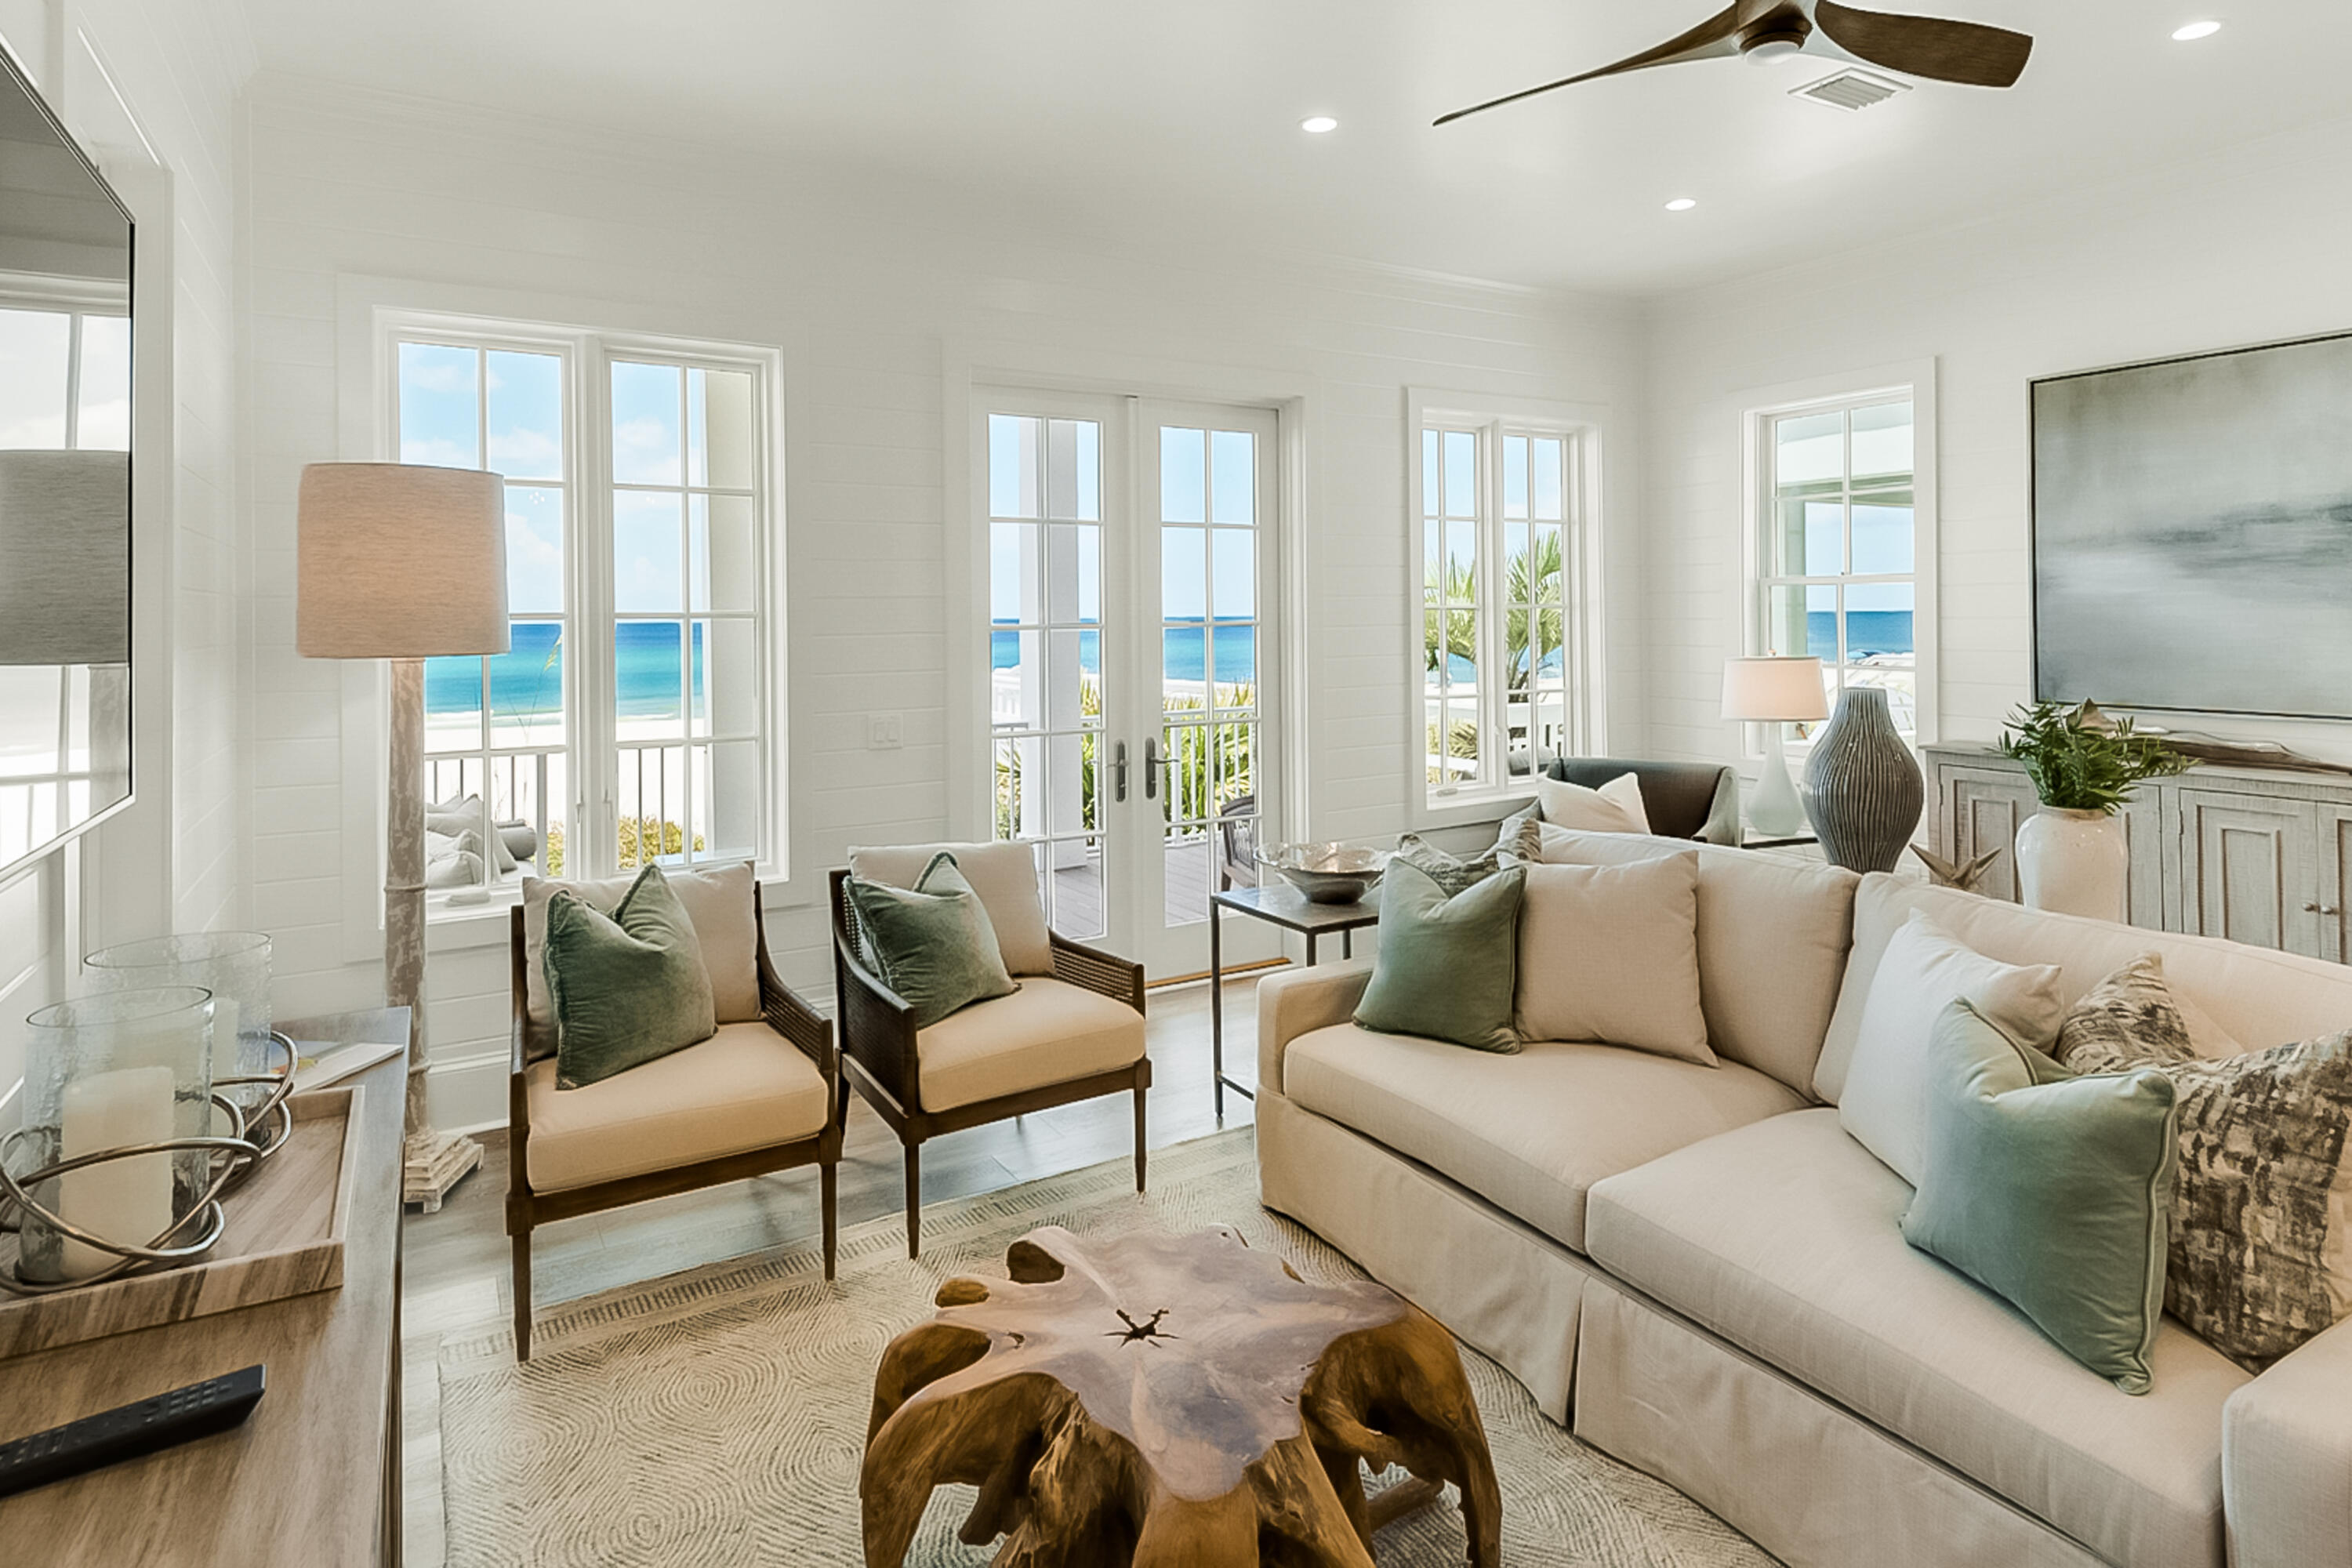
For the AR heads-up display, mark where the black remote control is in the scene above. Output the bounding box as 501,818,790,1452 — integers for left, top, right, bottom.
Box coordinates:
0,1364,265,1498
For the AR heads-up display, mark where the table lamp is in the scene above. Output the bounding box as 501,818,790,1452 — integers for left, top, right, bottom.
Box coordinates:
298,462,506,1209
1722,655,1828,838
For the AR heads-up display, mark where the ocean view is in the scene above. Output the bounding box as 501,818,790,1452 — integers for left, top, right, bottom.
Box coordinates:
1808,610,1914,661
427,622,702,720
993,619,1256,683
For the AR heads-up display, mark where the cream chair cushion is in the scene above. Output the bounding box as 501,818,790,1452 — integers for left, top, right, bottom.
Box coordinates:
521,861,760,1059
1283,1024,1804,1252
1584,1109,2251,1568
851,841,1055,975
916,977,1144,1112
524,1021,829,1194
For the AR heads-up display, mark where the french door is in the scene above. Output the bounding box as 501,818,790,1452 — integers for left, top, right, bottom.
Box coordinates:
978,390,1281,980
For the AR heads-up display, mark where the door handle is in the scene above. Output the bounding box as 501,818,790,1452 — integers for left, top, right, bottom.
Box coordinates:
1145,736,1163,800
1112,741,1129,803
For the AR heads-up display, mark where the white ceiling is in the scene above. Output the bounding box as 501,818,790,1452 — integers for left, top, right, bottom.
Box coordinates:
236,1,2352,294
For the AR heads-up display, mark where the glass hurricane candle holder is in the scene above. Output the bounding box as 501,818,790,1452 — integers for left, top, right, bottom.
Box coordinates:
7,986,218,1286
85,932,285,1149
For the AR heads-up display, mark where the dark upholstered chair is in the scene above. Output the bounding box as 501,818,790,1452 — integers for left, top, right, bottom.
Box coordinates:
506,894,838,1361
1214,793,1258,891
1548,756,1743,845
829,869,1149,1258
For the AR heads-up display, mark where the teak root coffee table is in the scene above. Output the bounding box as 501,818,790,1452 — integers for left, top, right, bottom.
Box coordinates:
860,1224,1501,1567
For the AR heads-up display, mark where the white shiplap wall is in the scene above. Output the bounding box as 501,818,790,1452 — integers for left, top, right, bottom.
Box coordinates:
240,77,1646,1131
1638,118,2352,775
0,0,250,1109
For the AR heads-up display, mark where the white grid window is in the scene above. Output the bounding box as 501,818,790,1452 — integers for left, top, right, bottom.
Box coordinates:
1755,396,1918,744
1417,414,1595,807
390,321,776,904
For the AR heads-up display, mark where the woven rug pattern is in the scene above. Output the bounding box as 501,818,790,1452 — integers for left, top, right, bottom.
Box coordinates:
432,1129,1773,1566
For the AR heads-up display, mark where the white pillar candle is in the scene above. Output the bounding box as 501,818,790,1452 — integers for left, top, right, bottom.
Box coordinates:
56,1064,175,1281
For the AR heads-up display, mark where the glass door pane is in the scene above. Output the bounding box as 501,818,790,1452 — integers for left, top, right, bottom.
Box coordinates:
987,412,1107,938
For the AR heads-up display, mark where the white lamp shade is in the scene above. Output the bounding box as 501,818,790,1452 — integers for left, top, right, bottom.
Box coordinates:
0,448,129,666
297,463,509,659
1722,656,1830,723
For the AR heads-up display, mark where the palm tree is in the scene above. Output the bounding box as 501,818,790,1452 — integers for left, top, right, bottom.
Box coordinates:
1424,533,1566,771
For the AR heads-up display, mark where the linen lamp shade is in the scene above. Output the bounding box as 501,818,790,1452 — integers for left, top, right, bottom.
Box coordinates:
0,448,129,666
296,463,509,659
1722,656,1830,723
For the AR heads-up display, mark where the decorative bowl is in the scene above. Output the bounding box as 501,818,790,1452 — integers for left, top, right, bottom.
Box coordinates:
1255,842,1390,905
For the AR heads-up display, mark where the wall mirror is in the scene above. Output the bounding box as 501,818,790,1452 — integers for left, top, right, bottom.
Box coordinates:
0,49,133,880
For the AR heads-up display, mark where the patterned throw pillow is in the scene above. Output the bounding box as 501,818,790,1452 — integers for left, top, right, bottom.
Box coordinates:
1396,810,1544,895
2056,954,2352,1365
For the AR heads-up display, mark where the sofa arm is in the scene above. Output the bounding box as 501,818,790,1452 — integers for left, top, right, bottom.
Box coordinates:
2224,1315,2352,1568
1255,960,1374,1097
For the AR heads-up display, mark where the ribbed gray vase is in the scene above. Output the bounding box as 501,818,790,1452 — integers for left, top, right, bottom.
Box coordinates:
1801,686,1923,873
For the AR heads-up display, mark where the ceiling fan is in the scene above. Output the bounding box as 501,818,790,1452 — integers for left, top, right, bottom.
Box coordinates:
1434,0,2033,125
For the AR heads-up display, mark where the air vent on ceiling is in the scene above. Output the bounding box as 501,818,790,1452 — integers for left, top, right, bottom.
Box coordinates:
1791,68,1909,111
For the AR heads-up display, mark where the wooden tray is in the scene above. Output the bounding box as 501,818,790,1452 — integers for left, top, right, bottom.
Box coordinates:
0,1085,365,1361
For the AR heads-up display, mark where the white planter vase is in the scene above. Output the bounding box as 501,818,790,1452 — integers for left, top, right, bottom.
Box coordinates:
2015,807,2129,922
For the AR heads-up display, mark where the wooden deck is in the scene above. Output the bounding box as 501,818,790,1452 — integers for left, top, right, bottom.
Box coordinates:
1048,838,1213,936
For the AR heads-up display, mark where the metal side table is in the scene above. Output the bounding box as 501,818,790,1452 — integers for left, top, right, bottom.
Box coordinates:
1209,886,1381,1119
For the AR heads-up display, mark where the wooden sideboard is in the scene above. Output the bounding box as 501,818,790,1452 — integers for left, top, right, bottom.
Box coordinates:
1925,744,2352,964
0,1013,407,1564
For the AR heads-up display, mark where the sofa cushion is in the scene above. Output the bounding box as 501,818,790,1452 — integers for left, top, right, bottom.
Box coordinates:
523,1021,829,1194
916,976,1144,1113
1585,1108,2252,1568
522,860,760,1061
1283,1024,1803,1252
1527,828,1859,1094
1816,873,2352,1105
1515,855,1711,1065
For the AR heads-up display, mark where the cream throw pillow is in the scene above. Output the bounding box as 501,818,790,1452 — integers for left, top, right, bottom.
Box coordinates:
1838,910,2067,1185
1530,771,1650,835
1515,853,1713,1065
848,840,1054,975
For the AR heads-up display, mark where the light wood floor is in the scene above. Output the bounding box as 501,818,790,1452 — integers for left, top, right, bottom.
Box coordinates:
398,971,1266,1347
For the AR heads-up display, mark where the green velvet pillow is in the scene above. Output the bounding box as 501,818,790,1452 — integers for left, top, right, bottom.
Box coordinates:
1353,859,1524,1054
845,851,1020,1029
546,865,718,1090
1902,999,2179,1394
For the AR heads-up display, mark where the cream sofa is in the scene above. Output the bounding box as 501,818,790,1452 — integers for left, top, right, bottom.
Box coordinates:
1254,829,2352,1568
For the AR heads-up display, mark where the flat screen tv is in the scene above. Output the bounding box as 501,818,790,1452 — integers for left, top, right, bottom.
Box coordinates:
2031,328,2352,721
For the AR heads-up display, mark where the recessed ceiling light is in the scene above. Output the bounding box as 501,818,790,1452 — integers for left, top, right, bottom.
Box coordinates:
2172,20,2221,40
1300,115,1338,134
1664,197,1698,212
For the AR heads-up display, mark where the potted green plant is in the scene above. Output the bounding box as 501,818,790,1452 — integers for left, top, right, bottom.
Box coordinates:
1998,701,2190,919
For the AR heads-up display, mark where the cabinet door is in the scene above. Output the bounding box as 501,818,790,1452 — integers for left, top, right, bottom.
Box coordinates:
1944,766,2038,904
2317,806,2352,965
2119,791,2169,931
2178,789,2321,956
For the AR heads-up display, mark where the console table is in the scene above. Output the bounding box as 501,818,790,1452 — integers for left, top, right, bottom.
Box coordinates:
1925,743,2352,964
0,1011,408,1565
1209,887,1380,1118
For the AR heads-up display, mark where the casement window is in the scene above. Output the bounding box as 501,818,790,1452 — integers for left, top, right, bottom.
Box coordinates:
1410,400,1599,811
388,320,777,906
1751,392,1927,746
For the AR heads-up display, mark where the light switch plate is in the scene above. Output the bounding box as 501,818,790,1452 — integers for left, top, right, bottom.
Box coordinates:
868,712,904,750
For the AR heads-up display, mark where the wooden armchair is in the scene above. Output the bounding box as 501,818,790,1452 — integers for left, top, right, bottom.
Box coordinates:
829,867,1148,1258
506,894,839,1360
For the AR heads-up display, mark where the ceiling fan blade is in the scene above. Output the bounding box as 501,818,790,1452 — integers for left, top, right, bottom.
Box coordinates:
1811,1,2032,87
1435,5,1743,125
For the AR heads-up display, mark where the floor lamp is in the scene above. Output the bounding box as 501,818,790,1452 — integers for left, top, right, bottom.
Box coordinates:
298,462,507,1209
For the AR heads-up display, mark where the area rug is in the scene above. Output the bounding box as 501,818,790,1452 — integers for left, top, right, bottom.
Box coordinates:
428,1129,1773,1566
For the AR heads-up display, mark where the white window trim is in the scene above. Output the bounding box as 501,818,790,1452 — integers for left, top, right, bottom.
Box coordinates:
1733,360,1940,768
1405,387,1609,829
330,277,798,960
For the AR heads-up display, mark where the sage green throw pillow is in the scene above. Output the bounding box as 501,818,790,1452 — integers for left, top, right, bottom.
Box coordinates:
845,851,1020,1029
1353,859,1524,1054
1902,999,2179,1394
546,865,718,1090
